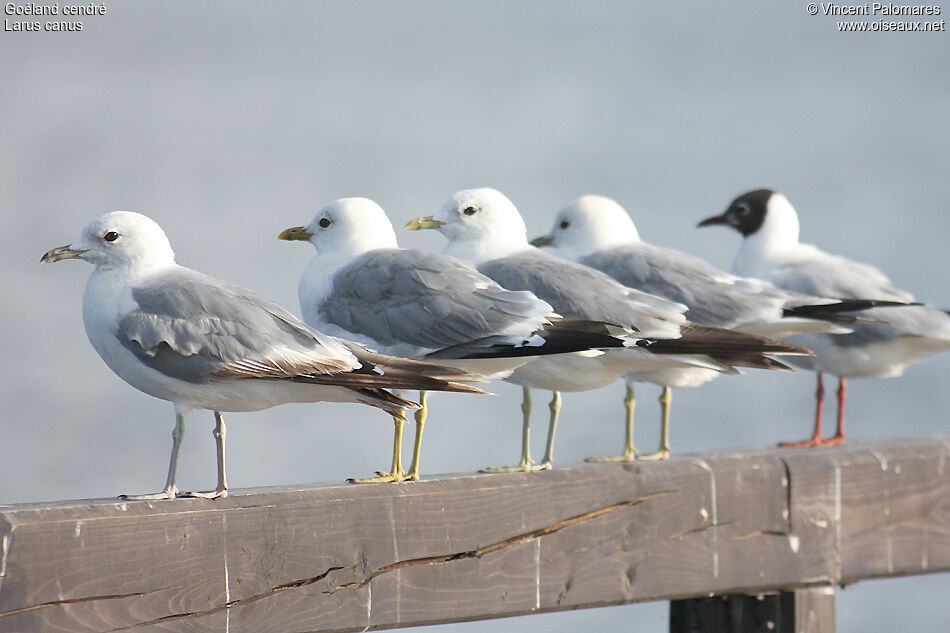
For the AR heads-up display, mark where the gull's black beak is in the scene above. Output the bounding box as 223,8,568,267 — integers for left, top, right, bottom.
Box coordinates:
697,211,731,228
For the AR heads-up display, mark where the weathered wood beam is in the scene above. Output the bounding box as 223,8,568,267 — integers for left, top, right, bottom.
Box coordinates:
1,437,948,632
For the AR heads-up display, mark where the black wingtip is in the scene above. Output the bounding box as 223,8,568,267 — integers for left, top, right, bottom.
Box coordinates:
642,325,812,359
783,298,923,322
427,319,632,360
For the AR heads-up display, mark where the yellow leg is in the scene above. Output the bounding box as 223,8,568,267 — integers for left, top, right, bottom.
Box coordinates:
538,391,561,469
482,386,547,473
587,383,639,462
404,391,428,481
349,411,408,484
638,386,672,461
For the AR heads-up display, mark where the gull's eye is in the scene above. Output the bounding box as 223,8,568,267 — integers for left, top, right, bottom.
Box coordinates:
318,217,332,228
559,220,570,230
735,203,750,217
462,206,478,216
103,231,119,242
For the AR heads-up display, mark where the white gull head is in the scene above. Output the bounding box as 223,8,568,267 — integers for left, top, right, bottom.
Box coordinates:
428,187,530,265
542,194,641,259
42,210,177,275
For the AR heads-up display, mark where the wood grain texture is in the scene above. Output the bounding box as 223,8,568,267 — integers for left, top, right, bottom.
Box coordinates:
0,437,948,633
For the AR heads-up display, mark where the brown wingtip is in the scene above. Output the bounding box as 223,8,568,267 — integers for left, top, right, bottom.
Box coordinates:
441,382,491,395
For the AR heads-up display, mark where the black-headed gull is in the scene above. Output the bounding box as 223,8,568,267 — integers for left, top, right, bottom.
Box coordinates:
698,188,950,447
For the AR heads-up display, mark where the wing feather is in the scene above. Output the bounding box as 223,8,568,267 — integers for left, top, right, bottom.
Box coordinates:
320,249,554,353
119,267,360,383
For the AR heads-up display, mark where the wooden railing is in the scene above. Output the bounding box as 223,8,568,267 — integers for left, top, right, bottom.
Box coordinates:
1,437,948,632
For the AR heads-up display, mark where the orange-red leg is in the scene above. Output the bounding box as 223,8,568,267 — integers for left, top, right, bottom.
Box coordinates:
780,372,835,448
825,378,846,446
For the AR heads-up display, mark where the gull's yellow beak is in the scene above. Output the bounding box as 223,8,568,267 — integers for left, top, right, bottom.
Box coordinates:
278,226,313,241
40,245,84,263
529,235,554,247
405,216,445,231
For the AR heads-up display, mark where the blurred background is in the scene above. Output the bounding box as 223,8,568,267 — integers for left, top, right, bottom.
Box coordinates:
2,2,948,630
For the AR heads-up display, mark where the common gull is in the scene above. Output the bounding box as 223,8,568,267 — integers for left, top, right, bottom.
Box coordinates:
41,211,482,498
279,197,631,478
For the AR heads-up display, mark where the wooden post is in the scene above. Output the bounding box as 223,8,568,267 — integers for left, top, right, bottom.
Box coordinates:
671,586,835,633
0,437,948,632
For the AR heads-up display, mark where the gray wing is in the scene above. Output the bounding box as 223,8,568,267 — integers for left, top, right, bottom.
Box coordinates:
477,249,686,339
579,243,790,328
768,245,915,302
763,246,950,346
119,267,359,383
320,249,553,353
821,304,950,347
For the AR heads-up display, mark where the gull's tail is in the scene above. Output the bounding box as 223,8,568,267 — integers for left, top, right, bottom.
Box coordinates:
339,345,487,391
636,324,811,372
290,351,487,417
783,298,921,324
350,387,422,416
426,317,631,360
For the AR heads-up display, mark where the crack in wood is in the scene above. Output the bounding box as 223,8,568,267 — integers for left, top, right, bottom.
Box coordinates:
664,521,731,541
0,532,9,596
0,566,344,628
104,565,345,631
729,529,791,541
0,591,146,619
326,489,675,594
779,457,794,533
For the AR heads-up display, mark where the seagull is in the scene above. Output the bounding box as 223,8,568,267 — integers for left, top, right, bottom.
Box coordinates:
698,188,950,446
278,197,632,479
41,211,483,499
533,195,891,338
530,194,901,459
407,187,811,464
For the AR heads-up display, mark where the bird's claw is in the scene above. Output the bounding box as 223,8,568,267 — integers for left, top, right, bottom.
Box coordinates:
349,471,410,484
480,460,550,473
586,450,638,463
178,488,228,499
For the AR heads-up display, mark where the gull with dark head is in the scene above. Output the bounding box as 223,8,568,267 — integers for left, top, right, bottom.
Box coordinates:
41,211,482,498
279,197,631,478
532,194,900,458
698,188,950,446
408,188,810,464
